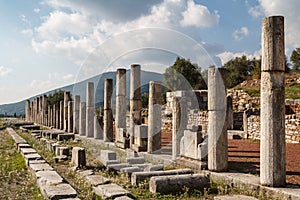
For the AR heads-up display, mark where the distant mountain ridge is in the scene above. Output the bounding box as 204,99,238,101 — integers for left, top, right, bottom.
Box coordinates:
0,70,163,116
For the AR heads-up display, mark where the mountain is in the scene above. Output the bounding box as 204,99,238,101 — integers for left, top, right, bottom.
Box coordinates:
0,70,163,116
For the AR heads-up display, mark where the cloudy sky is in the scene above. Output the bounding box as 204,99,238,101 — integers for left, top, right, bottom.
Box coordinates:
0,0,299,104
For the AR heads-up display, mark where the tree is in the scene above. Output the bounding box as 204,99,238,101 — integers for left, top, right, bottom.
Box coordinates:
47,90,66,106
163,57,206,91
290,48,300,71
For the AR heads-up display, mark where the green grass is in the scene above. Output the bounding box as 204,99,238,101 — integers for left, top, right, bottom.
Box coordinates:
285,83,300,99
0,130,43,200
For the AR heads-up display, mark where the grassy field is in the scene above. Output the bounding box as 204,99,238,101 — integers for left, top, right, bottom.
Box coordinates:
0,127,43,199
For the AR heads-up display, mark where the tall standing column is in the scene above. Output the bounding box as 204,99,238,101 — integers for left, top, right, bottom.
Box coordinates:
68,101,73,133
42,95,48,125
103,79,113,142
129,64,142,147
59,101,64,130
86,82,94,137
208,66,228,172
25,100,30,122
73,95,80,134
64,92,71,131
115,68,127,146
31,101,34,122
56,104,59,129
79,102,86,136
147,81,162,153
260,16,286,187
53,104,56,128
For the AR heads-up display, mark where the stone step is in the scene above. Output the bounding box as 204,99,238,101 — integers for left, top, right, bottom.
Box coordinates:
107,163,131,172
41,183,78,200
20,148,37,156
17,143,31,152
93,183,131,199
214,195,258,200
126,157,145,165
85,175,110,186
149,173,210,194
131,168,194,186
24,153,42,165
29,163,54,172
36,170,64,186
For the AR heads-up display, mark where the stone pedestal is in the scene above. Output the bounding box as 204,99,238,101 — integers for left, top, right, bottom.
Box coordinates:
71,147,86,168
63,92,71,131
147,81,162,153
73,95,80,134
86,82,94,138
94,115,103,139
79,102,86,136
104,79,113,142
129,64,142,147
260,16,286,187
207,66,228,172
132,125,148,152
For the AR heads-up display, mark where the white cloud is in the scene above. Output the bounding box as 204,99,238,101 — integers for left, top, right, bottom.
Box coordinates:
19,14,31,25
34,8,40,13
217,50,261,65
21,29,33,37
233,27,249,41
0,66,13,76
254,0,300,54
180,0,220,27
248,5,263,17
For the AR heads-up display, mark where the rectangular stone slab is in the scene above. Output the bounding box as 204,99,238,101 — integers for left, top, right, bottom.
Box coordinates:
17,143,31,152
36,171,64,186
126,157,145,165
42,183,77,200
93,183,130,199
106,163,130,172
29,163,54,172
131,168,193,186
214,195,258,200
21,148,37,156
24,153,42,165
85,175,110,186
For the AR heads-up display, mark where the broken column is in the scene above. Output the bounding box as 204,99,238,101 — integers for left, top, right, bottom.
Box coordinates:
25,100,31,122
260,16,286,187
73,95,80,134
172,96,188,160
63,91,71,131
207,66,228,172
59,101,64,130
129,64,142,147
227,95,233,130
94,115,103,139
79,102,86,136
147,81,162,153
115,68,128,148
68,101,73,133
86,82,94,137
103,79,113,142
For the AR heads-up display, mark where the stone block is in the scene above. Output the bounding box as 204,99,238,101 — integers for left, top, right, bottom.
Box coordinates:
126,149,138,158
56,147,70,157
85,175,110,186
214,195,258,200
71,147,86,168
132,163,152,170
93,183,130,199
42,183,77,200
100,150,116,160
36,171,64,186
149,174,210,194
107,163,131,172
197,142,208,161
183,130,202,159
115,196,134,200
78,170,94,177
20,148,37,156
102,160,119,167
24,153,42,165
17,143,31,152
131,168,194,186
29,160,46,165
144,164,164,172
120,167,142,176
126,157,145,165
58,133,75,141
134,125,148,143
29,163,54,172
51,143,60,152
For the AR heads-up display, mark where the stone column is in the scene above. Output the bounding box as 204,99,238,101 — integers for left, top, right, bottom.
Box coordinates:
86,82,94,137
243,111,248,139
36,98,40,123
147,81,162,153
48,105,51,127
227,96,233,130
260,16,286,187
55,105,59,129
129,64,142,147
94,115,103,139
73,95,80,134
207,66,228,172
42,95,48,125
172,96,188,160
79,102,86,136
59,101,64,130
31,101,34,122
68,101,73,133
64,92,71,131
25,100,30,122
52,104,56,128
115,68,127,147
103,79,113,142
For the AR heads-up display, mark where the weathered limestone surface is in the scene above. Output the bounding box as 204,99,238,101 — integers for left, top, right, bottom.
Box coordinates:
214,195,258,200
103,79,113,142
93,184,130,199
85,175,110,186
71,147,86,168
129,64,142,147
107,163,130,171
63,92,71,131
68,101,73,133
42,183,77,200
149,174,210,194
29,163,54,172
36,170,64,186
86,82,95,138
208,66,228,172
73,95,80,134
26,100,30,122
94,115,103,139
131,168,193,186
126,157,145,165
79,102,86,136
59,101,64,130
147,81,162,153
260,16,286,187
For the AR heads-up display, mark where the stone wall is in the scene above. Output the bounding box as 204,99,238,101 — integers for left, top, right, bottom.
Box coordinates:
247,114,300,143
